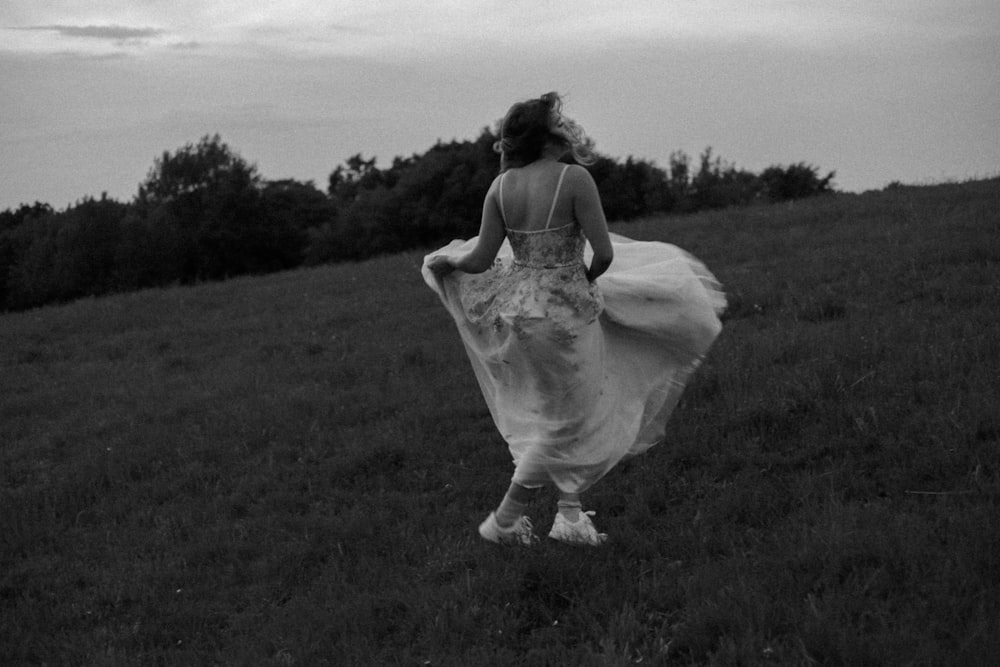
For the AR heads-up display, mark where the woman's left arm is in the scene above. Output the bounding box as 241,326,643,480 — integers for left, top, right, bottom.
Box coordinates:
428,177,506,277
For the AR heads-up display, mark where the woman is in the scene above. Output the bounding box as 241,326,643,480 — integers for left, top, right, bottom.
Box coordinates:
424,92,725,546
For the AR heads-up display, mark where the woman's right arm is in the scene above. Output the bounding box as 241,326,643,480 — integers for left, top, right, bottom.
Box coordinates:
428,176,506,277
571,166,613,282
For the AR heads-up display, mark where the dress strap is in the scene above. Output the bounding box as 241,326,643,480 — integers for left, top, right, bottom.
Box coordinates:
498,173,508,227
544,165,570,230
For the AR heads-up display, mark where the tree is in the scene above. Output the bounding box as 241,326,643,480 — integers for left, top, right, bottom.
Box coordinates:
689,147,764,210
0,202,54,234
760,163,836,202
3,128,840,312
138,134,259,205
327,154,382,204
261,179,336,268
50,195,128,299
135,135,274,280
320,129,501,260
1,196,128,310
0,203,55,308
114,206,185,290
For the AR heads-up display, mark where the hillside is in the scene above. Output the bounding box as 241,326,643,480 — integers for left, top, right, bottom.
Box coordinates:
2,178,998,664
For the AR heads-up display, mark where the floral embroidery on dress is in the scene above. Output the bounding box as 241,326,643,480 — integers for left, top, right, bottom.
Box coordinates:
423,210,726,495
508,223,582,268
458,223,602,339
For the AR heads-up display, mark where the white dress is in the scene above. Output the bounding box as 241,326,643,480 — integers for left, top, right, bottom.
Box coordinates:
422,166,726,493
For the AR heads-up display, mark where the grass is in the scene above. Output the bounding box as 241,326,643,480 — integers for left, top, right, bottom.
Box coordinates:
2,178,999,665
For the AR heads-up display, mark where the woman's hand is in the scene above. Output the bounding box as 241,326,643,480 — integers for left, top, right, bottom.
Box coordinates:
427,255,457,277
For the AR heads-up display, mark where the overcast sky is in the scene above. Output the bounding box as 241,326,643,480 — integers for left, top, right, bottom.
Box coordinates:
2,1,998,210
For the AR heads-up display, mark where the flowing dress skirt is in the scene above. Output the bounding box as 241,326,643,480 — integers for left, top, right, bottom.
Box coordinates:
422,232,726,493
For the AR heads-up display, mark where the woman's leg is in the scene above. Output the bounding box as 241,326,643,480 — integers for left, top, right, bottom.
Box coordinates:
556,491,582,522
494,481,537,527
550,488,607,545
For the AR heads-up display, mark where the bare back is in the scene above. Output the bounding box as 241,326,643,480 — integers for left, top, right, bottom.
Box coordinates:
497,161,577,232
453,158,611,279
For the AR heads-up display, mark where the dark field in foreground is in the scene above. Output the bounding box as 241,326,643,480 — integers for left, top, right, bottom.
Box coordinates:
2,179,999,665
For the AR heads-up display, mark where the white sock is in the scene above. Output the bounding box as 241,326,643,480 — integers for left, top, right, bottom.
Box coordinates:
495,495,528,528
557,499,582,523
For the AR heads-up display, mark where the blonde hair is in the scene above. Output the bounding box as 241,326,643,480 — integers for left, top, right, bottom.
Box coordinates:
495,92,595,171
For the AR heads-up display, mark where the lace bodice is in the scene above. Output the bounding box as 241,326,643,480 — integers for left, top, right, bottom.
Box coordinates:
452,162,601,334
507,223,586,269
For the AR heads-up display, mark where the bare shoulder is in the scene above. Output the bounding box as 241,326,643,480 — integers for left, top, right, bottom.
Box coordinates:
484,173,503,199
563,164,598,198
564,163,596,188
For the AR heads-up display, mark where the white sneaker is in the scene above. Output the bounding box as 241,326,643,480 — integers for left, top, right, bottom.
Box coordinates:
478,512,537,546
548,511,608,546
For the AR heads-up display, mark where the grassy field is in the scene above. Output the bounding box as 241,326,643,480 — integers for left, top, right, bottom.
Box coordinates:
2,178,999,665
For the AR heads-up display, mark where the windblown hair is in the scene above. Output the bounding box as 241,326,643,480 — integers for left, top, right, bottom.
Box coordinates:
495,92,595,171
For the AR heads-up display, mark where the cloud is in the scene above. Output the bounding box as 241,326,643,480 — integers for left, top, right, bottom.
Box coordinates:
17,24,165,41
6,2,996,62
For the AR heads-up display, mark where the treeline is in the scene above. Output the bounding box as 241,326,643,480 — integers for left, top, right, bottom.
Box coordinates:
0,131,834,311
